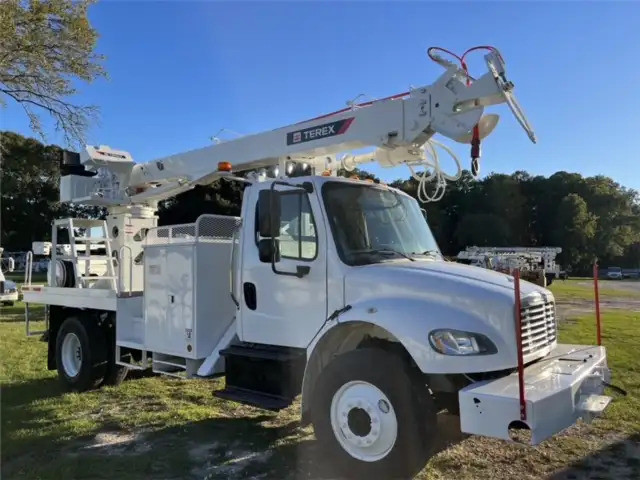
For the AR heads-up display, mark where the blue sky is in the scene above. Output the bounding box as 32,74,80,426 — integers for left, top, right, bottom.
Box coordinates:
2,1,639,190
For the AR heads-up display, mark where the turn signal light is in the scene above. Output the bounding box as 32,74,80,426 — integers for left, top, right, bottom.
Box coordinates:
217,161,232,172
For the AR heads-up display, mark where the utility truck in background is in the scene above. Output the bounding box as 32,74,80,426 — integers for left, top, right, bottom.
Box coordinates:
21,47,613,479
0,248,19,306
456,246,563,287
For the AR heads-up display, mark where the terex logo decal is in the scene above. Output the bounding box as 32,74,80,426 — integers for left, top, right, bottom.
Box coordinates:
287,118,354,145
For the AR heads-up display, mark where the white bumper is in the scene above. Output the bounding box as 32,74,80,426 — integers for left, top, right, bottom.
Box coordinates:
459,344,611,445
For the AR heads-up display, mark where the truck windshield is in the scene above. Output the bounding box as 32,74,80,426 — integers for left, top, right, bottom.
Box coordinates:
322,181,441,266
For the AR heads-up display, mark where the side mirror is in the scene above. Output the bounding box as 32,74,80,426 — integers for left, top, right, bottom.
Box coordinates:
258,239,280,263
258,190,281,238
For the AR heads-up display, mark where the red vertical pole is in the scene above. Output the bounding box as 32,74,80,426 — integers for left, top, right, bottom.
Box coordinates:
513,269,526,421
594,261,602,346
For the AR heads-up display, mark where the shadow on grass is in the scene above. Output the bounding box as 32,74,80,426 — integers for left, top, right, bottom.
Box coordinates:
547,433,640,480
1,388,466,480
1,413,323,480
1,376,64,404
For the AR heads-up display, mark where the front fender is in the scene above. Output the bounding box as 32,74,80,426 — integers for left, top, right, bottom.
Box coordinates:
336,297,518,374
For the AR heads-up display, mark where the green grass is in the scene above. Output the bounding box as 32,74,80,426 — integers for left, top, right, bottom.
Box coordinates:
557,311,640,434
1,303,639,478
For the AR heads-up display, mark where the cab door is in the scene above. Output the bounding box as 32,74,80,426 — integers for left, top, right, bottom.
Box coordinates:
238,182,328,348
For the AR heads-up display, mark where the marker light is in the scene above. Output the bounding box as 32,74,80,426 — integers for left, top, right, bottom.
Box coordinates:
217,161,232,172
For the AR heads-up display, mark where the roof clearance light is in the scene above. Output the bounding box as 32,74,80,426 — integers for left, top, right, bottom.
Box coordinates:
218,161,232,172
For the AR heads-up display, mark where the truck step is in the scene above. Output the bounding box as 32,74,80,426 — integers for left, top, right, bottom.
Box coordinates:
214,386,292,411
73,237,109,243
577,394,612,418
220,343,306,403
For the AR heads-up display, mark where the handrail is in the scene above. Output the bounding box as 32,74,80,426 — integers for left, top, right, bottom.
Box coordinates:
229,224,241,307
118,246,133,294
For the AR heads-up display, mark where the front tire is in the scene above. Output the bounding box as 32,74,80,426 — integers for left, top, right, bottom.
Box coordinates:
55,317,107,392
311,348,436,479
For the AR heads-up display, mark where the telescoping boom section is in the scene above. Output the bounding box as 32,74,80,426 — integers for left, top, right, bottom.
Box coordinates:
21,46,614,480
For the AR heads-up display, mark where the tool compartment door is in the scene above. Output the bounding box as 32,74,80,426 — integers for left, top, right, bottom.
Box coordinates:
144,244,195,357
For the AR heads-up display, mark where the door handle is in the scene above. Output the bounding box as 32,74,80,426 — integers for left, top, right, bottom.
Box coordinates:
243,282,257,310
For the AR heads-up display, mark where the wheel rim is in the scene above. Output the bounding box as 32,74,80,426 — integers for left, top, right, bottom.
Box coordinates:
330,380,398,462
61,332,82,377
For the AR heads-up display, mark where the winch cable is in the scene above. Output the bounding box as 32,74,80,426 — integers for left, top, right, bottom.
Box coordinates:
408,137,462,204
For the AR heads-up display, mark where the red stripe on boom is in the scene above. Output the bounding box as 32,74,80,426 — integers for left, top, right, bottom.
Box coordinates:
337,117,354,134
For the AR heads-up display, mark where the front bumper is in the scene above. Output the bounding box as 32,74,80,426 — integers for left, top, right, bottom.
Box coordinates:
459,343,611,445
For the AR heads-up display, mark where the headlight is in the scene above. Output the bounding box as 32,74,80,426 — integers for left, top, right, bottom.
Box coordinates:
429,329,497,356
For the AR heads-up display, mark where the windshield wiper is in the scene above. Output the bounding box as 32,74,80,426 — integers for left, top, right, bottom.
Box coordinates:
355,248,415,261
412,250,440,258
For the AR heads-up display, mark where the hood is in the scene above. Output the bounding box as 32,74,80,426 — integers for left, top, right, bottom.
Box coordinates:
344,259,549,306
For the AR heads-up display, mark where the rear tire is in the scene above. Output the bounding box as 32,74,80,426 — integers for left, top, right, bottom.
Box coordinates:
55,316,107,392
311,348,436,479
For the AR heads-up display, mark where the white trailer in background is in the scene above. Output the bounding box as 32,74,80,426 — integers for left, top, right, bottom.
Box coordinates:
21,46,612,479
0,247,19,305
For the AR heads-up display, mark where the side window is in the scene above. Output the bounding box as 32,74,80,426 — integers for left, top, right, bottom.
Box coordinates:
279,193,317,260
255,191,317,261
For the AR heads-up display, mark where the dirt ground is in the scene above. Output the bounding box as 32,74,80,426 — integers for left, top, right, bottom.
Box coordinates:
577,280,640,294
555,280,640,319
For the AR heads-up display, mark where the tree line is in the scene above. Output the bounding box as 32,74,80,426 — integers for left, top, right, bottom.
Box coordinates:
2,131,639,274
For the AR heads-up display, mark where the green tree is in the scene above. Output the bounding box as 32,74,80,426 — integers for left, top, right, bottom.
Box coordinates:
551,194,597,270
0,131,101,250
0,0,105,146
3,128,640,273
157,181,246,227
454,213,512,247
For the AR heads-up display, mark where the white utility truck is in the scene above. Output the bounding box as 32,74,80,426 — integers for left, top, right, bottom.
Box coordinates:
1,247,19,305
456,246,563,287
22,47,612,479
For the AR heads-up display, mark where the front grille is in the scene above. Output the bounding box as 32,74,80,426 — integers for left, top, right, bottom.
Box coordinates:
520,298,557,355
